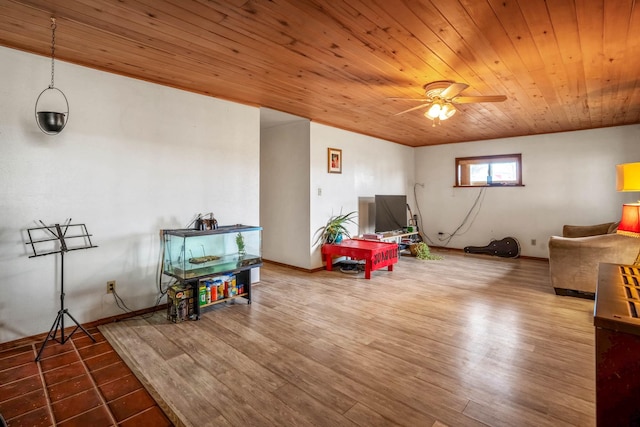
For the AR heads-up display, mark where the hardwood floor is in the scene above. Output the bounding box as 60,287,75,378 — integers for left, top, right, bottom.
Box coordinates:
99,249,596,427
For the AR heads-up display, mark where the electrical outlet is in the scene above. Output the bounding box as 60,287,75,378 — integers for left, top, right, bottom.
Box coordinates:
531,239,537,246
107,280,116,294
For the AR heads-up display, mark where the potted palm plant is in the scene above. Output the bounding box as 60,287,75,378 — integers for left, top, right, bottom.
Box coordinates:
313,211,357,246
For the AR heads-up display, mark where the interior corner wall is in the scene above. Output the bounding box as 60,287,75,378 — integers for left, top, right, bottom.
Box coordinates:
260,120,311,268
414,125,640,258
309,123,415,269
0,46,260,343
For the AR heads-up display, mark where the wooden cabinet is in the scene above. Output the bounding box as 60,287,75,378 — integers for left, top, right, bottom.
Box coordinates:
594,263,640,426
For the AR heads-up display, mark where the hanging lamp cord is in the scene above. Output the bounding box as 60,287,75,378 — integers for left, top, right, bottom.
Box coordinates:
49,17,56,89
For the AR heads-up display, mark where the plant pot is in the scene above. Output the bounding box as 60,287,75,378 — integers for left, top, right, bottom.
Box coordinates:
37,111,66,133
329,233,343,244
409,243,419,256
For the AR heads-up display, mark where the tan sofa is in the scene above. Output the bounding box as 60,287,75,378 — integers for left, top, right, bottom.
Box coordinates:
548,221,640,297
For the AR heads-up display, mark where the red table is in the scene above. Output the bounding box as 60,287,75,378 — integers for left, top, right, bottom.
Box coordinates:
321,239,399,279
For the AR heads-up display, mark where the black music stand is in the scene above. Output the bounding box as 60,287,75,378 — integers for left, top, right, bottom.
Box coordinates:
26,219,98,361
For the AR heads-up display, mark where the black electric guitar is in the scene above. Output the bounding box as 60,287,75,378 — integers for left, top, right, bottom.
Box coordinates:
464,237,520,258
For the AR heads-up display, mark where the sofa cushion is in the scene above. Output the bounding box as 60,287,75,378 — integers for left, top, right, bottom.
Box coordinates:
562,222,618,238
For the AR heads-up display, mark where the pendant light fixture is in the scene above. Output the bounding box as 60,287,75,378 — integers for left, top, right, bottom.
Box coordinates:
35,17,69,135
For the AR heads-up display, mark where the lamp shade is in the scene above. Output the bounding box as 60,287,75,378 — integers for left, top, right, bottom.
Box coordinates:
425,102,441,119
424,101,456,121
616,163,640,191
440,103,456,119
617,203,640,237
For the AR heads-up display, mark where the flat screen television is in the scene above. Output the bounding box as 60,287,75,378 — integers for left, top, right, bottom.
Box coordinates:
375,195,407,233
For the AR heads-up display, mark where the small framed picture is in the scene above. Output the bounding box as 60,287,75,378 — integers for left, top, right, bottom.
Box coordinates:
328,148,342,174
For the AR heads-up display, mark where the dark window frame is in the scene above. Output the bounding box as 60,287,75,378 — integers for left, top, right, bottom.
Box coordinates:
455,154,523,187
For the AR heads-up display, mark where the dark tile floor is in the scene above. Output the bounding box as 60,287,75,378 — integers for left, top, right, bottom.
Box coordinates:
0,327,173,427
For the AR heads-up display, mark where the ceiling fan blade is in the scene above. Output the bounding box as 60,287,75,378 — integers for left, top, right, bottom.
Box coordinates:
395,103,431,116
387,97,430,101
452,95,507,104
439,82,469,99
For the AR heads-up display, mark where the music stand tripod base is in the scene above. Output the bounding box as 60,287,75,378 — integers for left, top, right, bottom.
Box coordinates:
26,221,98,362
35,307,96,362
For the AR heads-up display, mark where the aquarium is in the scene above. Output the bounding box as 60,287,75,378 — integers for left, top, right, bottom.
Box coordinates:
162,225,262,280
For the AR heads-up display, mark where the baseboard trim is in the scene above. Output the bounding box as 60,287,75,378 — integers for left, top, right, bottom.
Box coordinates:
263,259,324,273
429,245,548,262
0,304,167,351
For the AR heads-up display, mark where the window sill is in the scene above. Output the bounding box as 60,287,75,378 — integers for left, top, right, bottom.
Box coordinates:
454,184,525,188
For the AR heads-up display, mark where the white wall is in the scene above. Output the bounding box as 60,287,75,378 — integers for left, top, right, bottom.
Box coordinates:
260,119,311,268
309,123,415,269
260,120,415,270
0,46,260,343
414,125,640,257
5,44,640,343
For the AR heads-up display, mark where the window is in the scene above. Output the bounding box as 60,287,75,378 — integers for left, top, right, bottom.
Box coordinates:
455,154,522,187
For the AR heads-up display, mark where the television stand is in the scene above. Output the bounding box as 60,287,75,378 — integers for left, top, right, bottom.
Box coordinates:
375,231,419,255
379,231,418,243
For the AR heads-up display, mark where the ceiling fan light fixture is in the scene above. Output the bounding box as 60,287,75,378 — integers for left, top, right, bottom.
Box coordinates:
395,81,506,126
439,103,456,120
424,100,456,121
425,102,442,119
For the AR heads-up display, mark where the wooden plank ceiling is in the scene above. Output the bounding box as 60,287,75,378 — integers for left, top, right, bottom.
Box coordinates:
1,0,639,147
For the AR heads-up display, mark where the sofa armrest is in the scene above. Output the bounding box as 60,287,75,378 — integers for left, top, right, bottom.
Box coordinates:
548,233,640,294
562,222,618,238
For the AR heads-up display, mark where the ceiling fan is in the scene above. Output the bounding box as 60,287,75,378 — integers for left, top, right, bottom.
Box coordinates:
393,80,507,126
